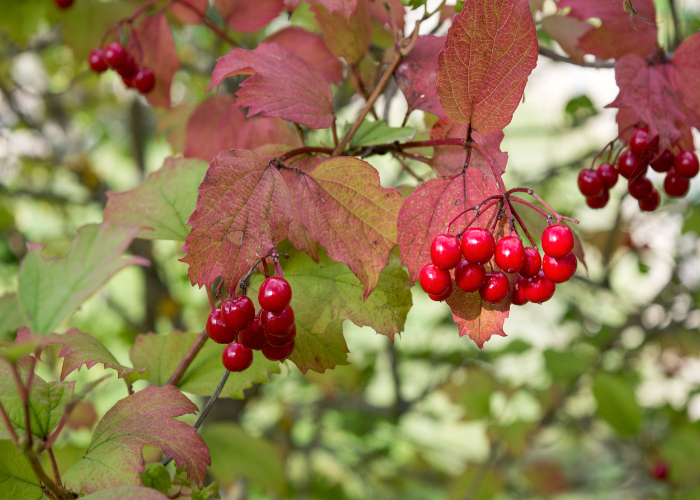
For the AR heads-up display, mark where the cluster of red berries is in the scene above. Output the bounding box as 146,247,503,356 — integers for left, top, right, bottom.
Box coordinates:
579,126,699,211
206,277,296,372
420,224,577,306
88,42,156,94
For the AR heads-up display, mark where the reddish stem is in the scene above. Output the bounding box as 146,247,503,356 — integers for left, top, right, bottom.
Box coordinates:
508,201,538,250
277,147,333,164
274,260,284,279
261,257,270,279
400,138,465,149
0,400,19,446
167,329,208,387
467,141,507,194
506,188,579,225
445,194,504,233
454,198,502,237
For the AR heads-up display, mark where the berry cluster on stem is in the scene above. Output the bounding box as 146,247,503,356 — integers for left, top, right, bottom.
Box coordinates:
88,42,155,94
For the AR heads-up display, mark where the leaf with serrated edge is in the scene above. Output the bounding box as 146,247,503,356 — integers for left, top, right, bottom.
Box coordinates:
311,0,371,65
215,0,285,32
0,440,42,500
17,224,149,334
63,385,210,494
296,157,403,299
181,149,292,293
436,0,538,133
395,35,446,117
445,282,508,349
104,157,208,241
265,27,343,84
349,120,415,147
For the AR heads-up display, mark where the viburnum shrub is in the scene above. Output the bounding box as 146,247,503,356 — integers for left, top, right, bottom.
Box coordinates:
2,0,698,498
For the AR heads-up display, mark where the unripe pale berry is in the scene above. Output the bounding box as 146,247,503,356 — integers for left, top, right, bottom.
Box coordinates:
222,342,253,372
479,272,510,303
542,252,577,283
494,236,525,273
419,263,451,296
461,227,495,265
430,234,462,270
542,225,574,258
454,260,486,293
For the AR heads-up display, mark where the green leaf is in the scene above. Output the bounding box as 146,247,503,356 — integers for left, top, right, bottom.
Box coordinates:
103,157,208,241
592,373,642,436
0,440,42,500
661,426,700,484
192,482,221,500
0,294,25,338
544,349,594,385
80,486,170,500
349,120,415,147
140,463,171,495
201,422,286,495
17,224,149,334
129,332,279,398
564,94,597,126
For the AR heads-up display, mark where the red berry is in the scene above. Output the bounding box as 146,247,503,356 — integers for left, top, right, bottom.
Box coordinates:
479,272,510,303
674,150,699,178
586,189,609,209
222,295,255,331
628,176,653,200
265,323,296,347
639,188,660,212
121,75,135,88
518,247,541,278
511,276,529,306
88,49,108,73
206,308,237,344
542,252,577,283
55,0,74,8
494,236,525,273
115,54,137,78
258,277,292,312
598,163,619,189
461,227,496,265
578,168,604,197
261,306,295,336
629,127,659,157
664,170,690,197
454,260,486,292
429,280,452,301
524,272,555,303
222,342,253,372
104,42,127,68
617,150,647,180
650,149,674,172
134,67,156,94
419,263,451,295
650,461,668,481
542,225,574,258
262,339,295,361
430,234,462,270
238,314,267,350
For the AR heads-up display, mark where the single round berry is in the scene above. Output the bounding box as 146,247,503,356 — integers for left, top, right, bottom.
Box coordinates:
650,461,669,481
461,227,496,265
265,323,296,347
617,149,647,180
518,247,541,278
479,272,510,303
524,272,555,304
206,308,237,344
261,306,295,336
586,189,609,209
222,342,253,372
419,263,451,296
597,163,619,189
115,54,137,78
578,168,604,197
674,150,699,178
430,233,462,270
664,170,690,198
542,252,577,284
629,126,659,157
454,260,486,293
639,188,660,212
104,42,128,68
542,225,574,258
88,49,109,73
511,276,529,306
238,314,268,350
55,0,74,8
628,176,653,200
221,295,255,331
258,277,292,312
650,149,674,172
429,280,452,301
262,339,295,361
122,75,135,88
494,236,525,273
134,67,156,94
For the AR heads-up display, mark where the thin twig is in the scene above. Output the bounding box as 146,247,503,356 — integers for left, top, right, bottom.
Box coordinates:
47,448,62,491
293,123,306,146
167,329,208,387
393,155,425,182
538,46,616,69
332,119,339,148
508,200,538,250
28,455,65,500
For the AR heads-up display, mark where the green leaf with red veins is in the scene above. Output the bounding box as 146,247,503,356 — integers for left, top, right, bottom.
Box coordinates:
670,32,700,130
540,15,591,65
296,157,404,299
181,149,293,293
169,0,208,24
63,385,210,494
104,157,208,241
394,35,446,118
206,44,334,130
265,27,343,84
80,486,170,500
128,13,178,108
311,0,371,65
215,0,285,32
445,282,509,349
17,224,149,335
436,0,538,133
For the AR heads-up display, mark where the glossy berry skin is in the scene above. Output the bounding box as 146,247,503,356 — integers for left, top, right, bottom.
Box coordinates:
650,461,669,481
650,149,674,172
598,163,618,189
262,339,295,361
115,54,137,78
617,150,647,180
578,168,604,197
628,176,653,200
462,227,496,265
675,150,699,178
429,280,452,301
479,272,510,303
88,49,108,73
639,188,660,212
238,315,267,350
586,189,609,209
134,67,155,94
222,295,255,331
664,170,690,198
261,306,295,336
104,42,127,68
430,234,462,270
543,252,577,283
495,236,525,273
121,75,135,88
206,308,237,344
419,263,451,295
524,272,555,304
454,261,486,293
55,0,74,8
222,342,253,372
258,277,292,312
518,247,541,278
629,127,659,156
542,225,574,258
265,324,296,347
511,277,529,306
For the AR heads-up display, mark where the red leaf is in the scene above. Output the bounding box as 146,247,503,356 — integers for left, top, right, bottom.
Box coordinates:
367,0,405,30
207,43,335,130
558,0,658,60
169,0,208,24
445,282,509,349
214,0,285,32
394,35,446,117
129,14,178,108
296,157,404,298
436,0,538,133
309,0,357,20
541,15,592,64
265,27,343,84
311,0,372,65
181,149,293,293
670,32,700,130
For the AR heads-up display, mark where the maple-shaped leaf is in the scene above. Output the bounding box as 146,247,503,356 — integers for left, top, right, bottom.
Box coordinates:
296,157,404,298
436,0,538,133
17,224,149,334
395,35,446,118
63,385,210,494
215,0,285,32
670,32,700,130
182,149,292,293
128,14,178,108
265,27,343,84
0,440,42,500
104,157,208,241
311,0,371,65
541,15,592,65
445,281,508,349
129,332,279,399
558,0,657,60
206,44,334,130
169,0,208,24
81,486,169,500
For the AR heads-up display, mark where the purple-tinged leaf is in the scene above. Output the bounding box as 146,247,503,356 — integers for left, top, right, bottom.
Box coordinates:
311,0,371,65
265,27,343,84
541,15,592,65
395,35,446,117
169,0,208,24
445,282,509,349
309,0,357,20
215,0,285,32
